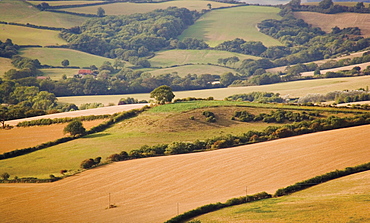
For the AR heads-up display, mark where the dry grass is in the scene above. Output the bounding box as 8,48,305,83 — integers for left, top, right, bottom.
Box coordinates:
0,120,106,154
63,0,236,15
196,170,370,222
294,12,370,37
0,124,369,222
0,57,14,76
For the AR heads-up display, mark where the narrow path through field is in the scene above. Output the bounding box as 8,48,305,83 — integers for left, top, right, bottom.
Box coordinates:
5,104,149,126
0,124,369,222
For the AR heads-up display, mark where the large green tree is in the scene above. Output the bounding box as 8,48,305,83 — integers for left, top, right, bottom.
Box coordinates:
150,85,175,104
64,120,86,137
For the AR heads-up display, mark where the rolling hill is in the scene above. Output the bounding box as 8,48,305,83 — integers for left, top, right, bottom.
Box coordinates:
0,124,369,222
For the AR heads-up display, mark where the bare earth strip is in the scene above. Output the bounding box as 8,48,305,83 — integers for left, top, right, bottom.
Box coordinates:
4,104,149,126
294,12,370,37
0,124,369,222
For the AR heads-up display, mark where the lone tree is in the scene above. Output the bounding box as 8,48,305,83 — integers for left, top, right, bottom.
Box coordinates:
97,7,105,17
1,172,10,180
150,85,175,105
64,120,86,137
61,59,69,67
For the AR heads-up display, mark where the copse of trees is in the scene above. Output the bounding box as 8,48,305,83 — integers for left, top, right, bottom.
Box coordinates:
150,85,175,104
60,7,201,59
0,39,19,58
226,92,284,103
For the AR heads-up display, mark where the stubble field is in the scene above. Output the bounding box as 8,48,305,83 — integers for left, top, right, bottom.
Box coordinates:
0,124,369,222
294,12,370,37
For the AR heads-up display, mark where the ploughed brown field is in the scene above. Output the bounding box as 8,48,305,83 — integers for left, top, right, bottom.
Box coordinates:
1,125,370,222
294,12,370,37
0,120,105,154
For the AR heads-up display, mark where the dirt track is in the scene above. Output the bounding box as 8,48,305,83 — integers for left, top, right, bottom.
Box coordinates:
0,125,370,222
5,104,149,126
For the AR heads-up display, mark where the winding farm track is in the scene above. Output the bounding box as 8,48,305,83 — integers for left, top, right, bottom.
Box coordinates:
0,124,369,222
5,104,149,126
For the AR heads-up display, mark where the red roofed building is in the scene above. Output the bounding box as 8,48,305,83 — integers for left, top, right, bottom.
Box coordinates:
78,69,92,75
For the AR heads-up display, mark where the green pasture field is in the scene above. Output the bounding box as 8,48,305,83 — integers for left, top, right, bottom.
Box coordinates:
0,57,14,76
303,2,365,6
0,101,362,178
194,170,370,222
149,49,259,68
28,1,105,7
40,68,80,79
61,0,236,15
20,48,114,67
147,64,237,77
0,0,87,28
179,6,283,47
58,75,370,106
0,25,67,46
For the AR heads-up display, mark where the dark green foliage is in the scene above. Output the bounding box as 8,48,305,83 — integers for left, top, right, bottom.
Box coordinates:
150,85,175,104
215,38,267,56
61,7,200,58
226,92,284,103
202,111,216,122
164,192,272,223
63,120,86,137
1,172,10,180
80,157,101,169
0,39,19,58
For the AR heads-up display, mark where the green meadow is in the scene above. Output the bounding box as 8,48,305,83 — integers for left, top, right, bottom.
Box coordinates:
147,65,236,77
0,0,87,28
0,57,14,76
40,68,80,79
20,48,114,68
179,6,283,47
194,170,370,222
61,0,236,15
149,49,259,68
0,25,66,46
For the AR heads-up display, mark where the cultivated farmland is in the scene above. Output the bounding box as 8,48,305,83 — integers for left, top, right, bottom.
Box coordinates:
179,6,283,47
61,0,236,15
20,48,115,68
294,12,370,37
0,124,369,222
58,75,370,105
195,170,370,222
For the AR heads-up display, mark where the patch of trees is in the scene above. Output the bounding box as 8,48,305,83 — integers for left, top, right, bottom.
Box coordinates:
226,92,284,103
118,97,148,105
232,109,316,123
287,0,370,14
174,38,209,50
203,111,217,122
0,39,19,58
60,7,201,58
80,157,101,169
150,85,175,104
215,38,267,56
298,89,370,104
318,52,370,70
0,20,64,31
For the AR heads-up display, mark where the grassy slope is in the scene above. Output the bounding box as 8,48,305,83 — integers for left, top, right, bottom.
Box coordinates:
195,170,370,222
294,11,370,37
39,68,80,79
0,0,87,28
0,101,361,178
0,25,67,46
149,49,259,68
179,6,283,47
146,65,236,77
57,75,370,106
0,124,369,222
0,57,14,76
62,0,237,15
20,48,114,67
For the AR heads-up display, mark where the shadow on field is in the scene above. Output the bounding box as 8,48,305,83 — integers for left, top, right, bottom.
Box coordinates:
83,133,111,138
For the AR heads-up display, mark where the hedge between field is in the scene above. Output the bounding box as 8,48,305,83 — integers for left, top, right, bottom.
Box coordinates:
0,107,149,160
164,162,370,222
16,114,111,127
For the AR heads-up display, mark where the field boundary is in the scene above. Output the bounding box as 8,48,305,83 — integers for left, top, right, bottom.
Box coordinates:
164,161,370,222
0,107,148,160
